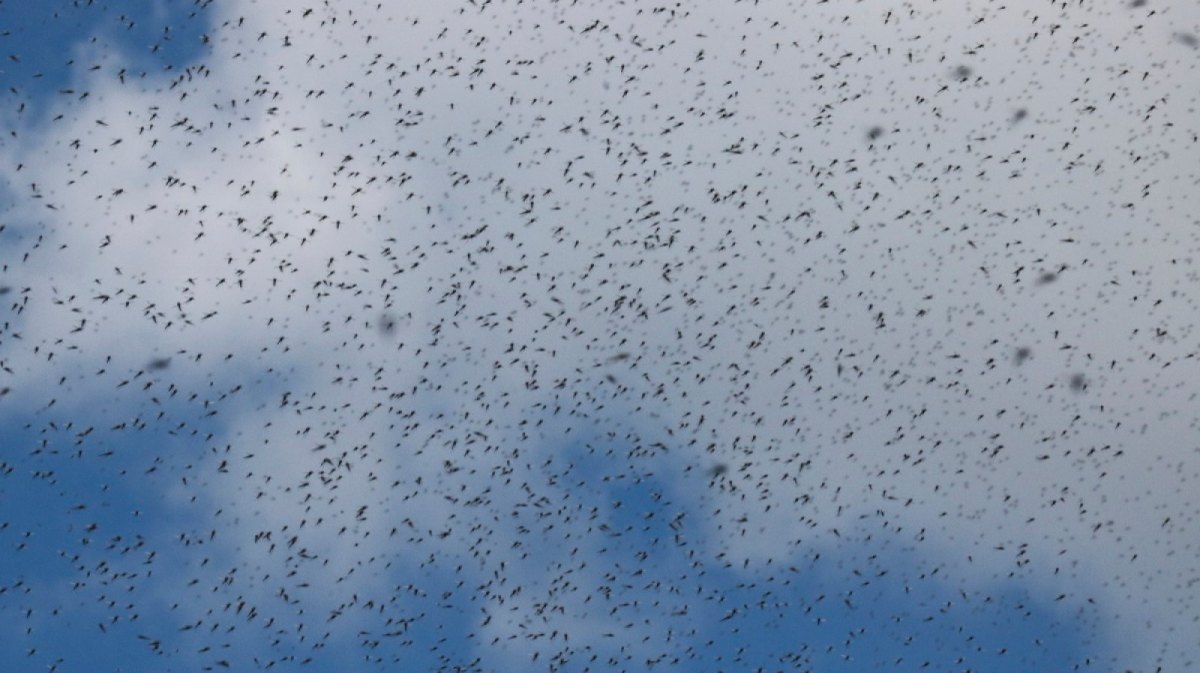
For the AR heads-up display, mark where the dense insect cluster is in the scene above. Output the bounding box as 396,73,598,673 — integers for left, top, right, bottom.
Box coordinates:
0,1,1197,672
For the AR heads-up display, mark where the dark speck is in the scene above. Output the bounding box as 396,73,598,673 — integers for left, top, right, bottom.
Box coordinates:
148,357,171,371
867,126,884,141
1069,373,1088,391
1015,347,1032,364
709,463,729,478
378,312,397,336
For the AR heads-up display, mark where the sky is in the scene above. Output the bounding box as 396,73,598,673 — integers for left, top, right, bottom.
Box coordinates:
0,0,1198,671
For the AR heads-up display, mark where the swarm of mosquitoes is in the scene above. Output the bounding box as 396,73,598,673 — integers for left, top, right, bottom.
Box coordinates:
1,1,1197,672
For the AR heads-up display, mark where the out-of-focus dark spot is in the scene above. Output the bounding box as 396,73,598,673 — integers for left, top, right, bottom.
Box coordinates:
1129,0,1146,6
953,65,973,80
1036,271,1058,285
1012,108,1028,122
867,126,884,140
608,352,631,363
1015,347,1032,364
1177,33,1199,48
1069,373,1088,391
709,463,729,478
0,286,10,295
378,311,397,336
148,357,171,370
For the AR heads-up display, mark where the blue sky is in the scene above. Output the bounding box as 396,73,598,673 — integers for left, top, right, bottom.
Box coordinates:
0,395,1110,672
0,0,211,124
2,1,1198,672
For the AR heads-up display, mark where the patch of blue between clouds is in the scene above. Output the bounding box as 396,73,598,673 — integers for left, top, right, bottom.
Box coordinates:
0,395,1119,672
0,0,215,126
556,435,1115,673
0,401,225,672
